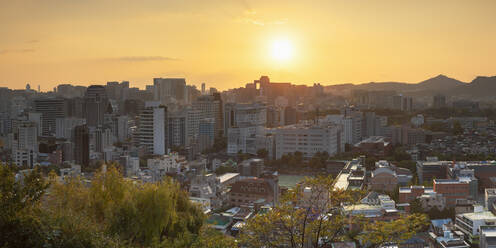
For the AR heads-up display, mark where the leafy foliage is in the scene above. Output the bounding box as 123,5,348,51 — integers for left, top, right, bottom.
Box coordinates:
239,176,367,248
358,214,428,247
0,163,232,248
240,176,429,248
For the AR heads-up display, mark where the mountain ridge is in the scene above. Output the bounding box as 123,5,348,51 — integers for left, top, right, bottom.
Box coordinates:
324,74,495,98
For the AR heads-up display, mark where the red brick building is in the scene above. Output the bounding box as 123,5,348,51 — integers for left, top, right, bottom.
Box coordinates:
433,179,470,207
399,180,470,208
399,186,431,203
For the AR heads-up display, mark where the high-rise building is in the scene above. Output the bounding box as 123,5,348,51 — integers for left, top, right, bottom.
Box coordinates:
105,81,129,100
11,121,38,154
34,98,67,136
433,94,447,109
343,108,363,144
153,78,186,104
390,95,413,112
168,110,187,148
0,112,11,135
73,125,89,168
225,102,267,154
193,93,223,137
27,112,42,136
198,118,215,152
55,117,85,139
116,115,129,142
138,102,168,155
224,102,266,133
56,84,86,98
185,106,202,146
84,85,108,127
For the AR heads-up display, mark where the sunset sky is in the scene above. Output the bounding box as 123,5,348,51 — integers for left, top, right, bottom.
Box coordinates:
1,0,496,90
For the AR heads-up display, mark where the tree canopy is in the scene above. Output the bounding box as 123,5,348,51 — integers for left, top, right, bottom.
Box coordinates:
0,163,234,248
239,176,428,248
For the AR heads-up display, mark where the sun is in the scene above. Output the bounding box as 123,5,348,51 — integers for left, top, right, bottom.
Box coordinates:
270,39,293,62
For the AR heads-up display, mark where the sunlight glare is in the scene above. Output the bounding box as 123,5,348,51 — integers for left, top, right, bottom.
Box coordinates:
271,39,293,62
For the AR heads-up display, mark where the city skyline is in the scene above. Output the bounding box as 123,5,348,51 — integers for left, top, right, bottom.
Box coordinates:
2,0,496,90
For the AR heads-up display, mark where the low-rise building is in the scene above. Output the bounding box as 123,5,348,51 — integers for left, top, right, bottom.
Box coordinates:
428,218,469,248
369,160,399,192
455,206,496,243
147,152,187,177
434,179,470,208
399,186,433,204
344,194,401,222
228,177,278,207
273,122,344,159
486,189,496,212
206,214,233,234
353,136,392,157
480,225,496,248
334,158,366,191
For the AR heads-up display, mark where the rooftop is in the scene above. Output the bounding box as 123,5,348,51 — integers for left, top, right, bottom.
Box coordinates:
206,214,232,228
217,173,239,184
458,211,496,221
434,179,468,184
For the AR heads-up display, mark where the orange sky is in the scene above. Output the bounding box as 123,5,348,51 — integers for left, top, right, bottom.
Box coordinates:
1,0,496,91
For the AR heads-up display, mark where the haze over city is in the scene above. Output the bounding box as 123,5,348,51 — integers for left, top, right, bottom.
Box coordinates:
3,1,496,248
2,0,496,90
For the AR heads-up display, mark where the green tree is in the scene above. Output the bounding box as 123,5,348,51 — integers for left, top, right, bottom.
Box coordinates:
46,165,206,247
358,214,428,247
0,165,48,247
409,198,424,214
240,176,367,248
0,163,122,248
240,175,429,248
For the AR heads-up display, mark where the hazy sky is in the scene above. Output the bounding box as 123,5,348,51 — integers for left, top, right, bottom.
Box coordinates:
1,0,496,90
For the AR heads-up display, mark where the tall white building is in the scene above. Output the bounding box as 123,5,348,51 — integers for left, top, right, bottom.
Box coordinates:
321,114,361,145
138,102,167,155
11,121,38,167
274,122,344,159
186,107,202,145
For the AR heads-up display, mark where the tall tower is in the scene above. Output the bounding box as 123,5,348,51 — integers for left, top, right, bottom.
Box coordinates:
138,103,168,155
84,85,108,128
34,98,67,136
73,125,89,168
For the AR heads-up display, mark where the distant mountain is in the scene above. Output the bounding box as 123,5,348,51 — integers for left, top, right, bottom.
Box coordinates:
351,74,465,93
324,74,496,99
415,74,466,92
454,76,496,97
